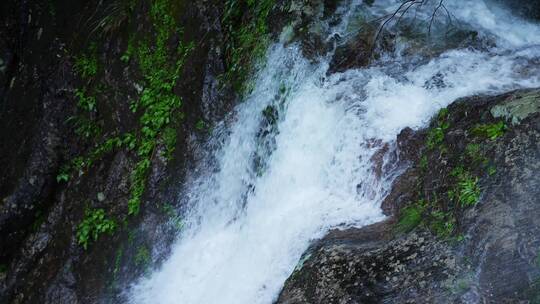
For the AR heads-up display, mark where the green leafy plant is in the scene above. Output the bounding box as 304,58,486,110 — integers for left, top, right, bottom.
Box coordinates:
61,0,221,221
74,52,98,80
75,89,97,112
58,133,135,184
56,164,70,182
449,167,481,207
457,177,481,206
77,208,116,250
66,115,101,139
126,0,193,215
397,199,457,237
472,121,506,140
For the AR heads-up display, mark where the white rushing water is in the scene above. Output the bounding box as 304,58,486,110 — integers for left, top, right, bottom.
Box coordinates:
130,0,540,303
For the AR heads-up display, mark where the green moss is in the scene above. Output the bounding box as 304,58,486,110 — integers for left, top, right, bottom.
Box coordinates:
161,202,176,218
451,277,472,294
47,1,56,17
195,119,206,131
161,127,177,159
426,127,445,149
262,105,278,125
77,208,116,250
128,159,151,215
397,199,457,237
430,210,455,237
397,203,425,233
419,155,428,170
127,230,136,245
222,0,275,93
113,245,124,276
134,245,151,267
457,177,481,206
465,143,480,159
438,108,449,120
161,202,183,230
121,34,136,63
426,108,450,150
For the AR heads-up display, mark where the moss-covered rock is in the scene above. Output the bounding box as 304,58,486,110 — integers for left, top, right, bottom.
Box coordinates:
491,90,540,125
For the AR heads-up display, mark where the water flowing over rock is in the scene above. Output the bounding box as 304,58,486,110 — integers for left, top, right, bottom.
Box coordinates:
1,0,540,303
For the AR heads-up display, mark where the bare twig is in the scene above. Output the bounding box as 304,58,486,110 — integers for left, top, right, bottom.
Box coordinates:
369,0,451,55
428,0,445,36
396,0,425,26
372,0,418,47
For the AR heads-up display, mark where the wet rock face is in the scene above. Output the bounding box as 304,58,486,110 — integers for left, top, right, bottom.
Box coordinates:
327,28,377,74
466,95,540,301
278,222,457,304
278,89,540,303
0,0,236,303
493,0,540,20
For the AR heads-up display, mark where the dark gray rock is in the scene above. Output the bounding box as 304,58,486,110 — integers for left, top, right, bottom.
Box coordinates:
491,0,540,20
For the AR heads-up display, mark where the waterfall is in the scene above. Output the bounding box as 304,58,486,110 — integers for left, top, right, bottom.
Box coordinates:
129,0,540,303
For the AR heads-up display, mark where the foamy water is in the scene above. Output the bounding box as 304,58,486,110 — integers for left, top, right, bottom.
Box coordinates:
129,1,540,303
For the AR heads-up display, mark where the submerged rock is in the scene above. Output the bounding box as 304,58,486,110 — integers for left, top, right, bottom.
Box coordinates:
277,89,540,303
